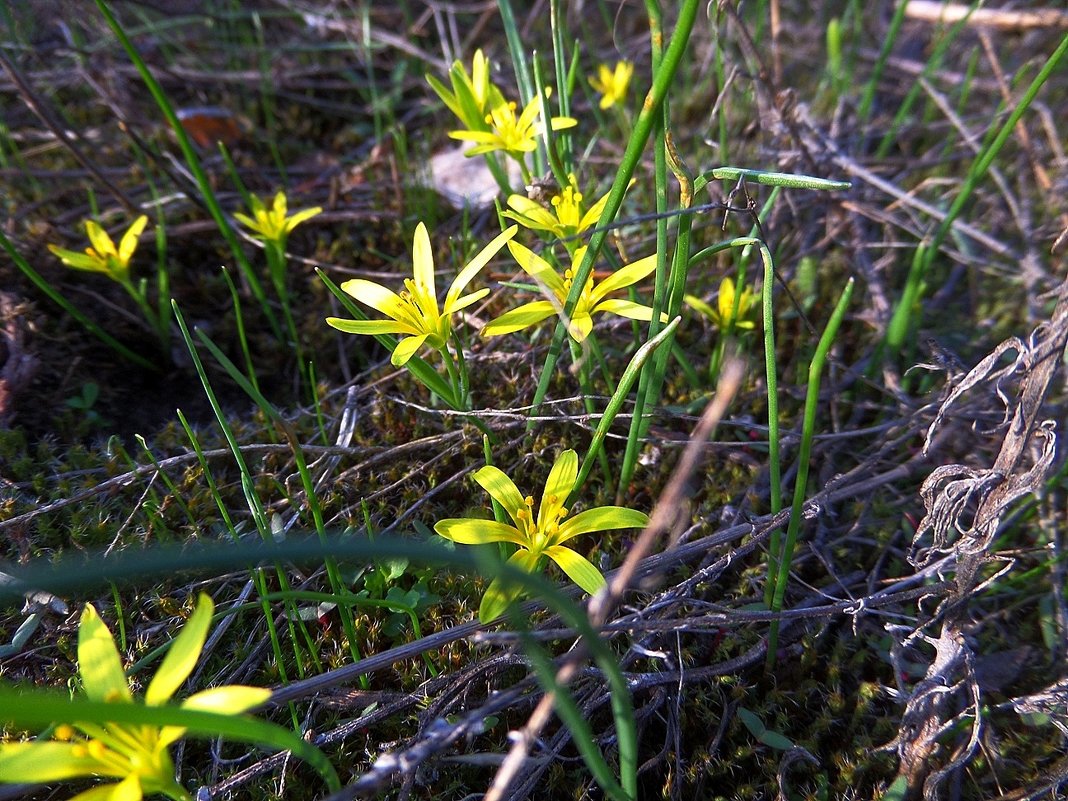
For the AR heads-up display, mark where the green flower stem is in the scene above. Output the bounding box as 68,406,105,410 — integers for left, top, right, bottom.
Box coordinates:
172,302,306,722
219,266,261,394
568,337,612,486
264,240,304,359
118,278,164,343
439,344,468,411
575,317,680,499
766,277,854,669
526,0,700,428
613,0,672,498
754,238,783,609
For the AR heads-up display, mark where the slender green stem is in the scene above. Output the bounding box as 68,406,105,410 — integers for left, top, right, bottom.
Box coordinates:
569,338,612,486
765,278,854,669
526,0,701,428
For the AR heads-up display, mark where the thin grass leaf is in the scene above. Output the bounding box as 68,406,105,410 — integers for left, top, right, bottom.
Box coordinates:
575,317,681,496
192,328,370,687
766,277,854,668
517,628,631,801
526,0,701,426
93,0,282,341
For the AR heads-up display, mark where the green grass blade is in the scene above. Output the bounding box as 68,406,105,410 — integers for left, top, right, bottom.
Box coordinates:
925,33,1068,257
527,0,701,425
192,328,370,685
0,688,339,792
857,0,909,123
575,317,681,497
93,0,282,341
766,277,854,668
518,628,631,801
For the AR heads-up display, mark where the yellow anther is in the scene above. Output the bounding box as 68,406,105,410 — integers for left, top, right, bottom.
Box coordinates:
87,740,108,760
54,724,75,741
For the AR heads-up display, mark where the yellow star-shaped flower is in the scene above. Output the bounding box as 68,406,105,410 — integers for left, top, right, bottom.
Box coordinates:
48,215,149,285
449,92,577,161
588,61,633,109
0,594,270,801
435,449,648,622
234,191,321,245
326,222,517,366
482,240,663,343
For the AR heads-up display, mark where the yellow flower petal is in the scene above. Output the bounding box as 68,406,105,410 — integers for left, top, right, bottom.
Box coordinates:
0,741,105,783
181,685,272,714
326,318,416,336
592,298,657,321
481,301,558,337
544,546,605,595
84,220,116,260
472,465,526,524
538,449,577,531
77,604,133,704
506,241,566,296
339,279,414,324
117,216,148,266
145,593,213,706
434,518,527,546
590,253,658,301
557,507,649,543
479,549,540,623
445,225,516,312
391,333,430,366
411,222,436,300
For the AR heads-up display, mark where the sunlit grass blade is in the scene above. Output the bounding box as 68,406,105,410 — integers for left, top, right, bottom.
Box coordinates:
884,241,929,360
766,277,854,668
923,33,1068,259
